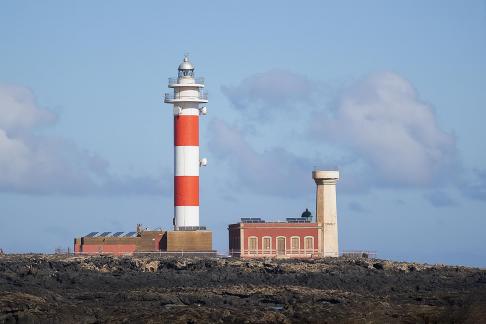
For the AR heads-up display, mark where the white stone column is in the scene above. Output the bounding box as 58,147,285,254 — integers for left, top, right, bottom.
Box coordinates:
312,170,340,257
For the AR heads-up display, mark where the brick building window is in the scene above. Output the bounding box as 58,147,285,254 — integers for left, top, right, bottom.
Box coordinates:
304,236,314,255
262,237,271,254
277,237,286,255
248,237,258,254
291,236,300,254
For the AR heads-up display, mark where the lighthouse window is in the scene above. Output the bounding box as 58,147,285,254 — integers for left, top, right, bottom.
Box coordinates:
180,70,193,77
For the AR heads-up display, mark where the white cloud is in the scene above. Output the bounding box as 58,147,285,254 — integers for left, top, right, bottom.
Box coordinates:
423,190,458,207
461,169,486,201
311,72,459,188
0,85,56,132
0,84,167,195
221,69,315,119
208,118,312,197
218,69,485,202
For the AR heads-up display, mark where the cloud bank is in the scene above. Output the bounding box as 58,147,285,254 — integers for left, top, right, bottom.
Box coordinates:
217,69,486,204
221,69,315,119
208,118,312,197
424,190,458,207
462,169,486,201
0,84,167,195
311,72,459,188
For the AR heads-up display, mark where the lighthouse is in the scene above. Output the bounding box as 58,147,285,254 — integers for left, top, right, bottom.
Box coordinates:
164,55,208,230
73,56,214,255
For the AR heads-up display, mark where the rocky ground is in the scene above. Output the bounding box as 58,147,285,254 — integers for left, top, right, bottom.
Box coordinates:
0,255,485,323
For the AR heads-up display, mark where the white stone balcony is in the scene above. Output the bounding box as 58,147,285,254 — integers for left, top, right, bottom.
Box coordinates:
168,77,205,88
164,92,208,103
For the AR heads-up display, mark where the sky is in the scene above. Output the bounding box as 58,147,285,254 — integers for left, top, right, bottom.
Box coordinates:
1,1,486,267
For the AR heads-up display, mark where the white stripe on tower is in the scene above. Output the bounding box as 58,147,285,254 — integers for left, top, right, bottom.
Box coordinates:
175,146,199,177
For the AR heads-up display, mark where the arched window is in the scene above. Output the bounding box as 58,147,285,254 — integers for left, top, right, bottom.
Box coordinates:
248,236,258,255
304,236,314,256
262,236,272,255
291,236,300,255
276,236,286,256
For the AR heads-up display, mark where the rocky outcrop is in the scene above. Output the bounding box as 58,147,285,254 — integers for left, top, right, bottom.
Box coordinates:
0,255,485,323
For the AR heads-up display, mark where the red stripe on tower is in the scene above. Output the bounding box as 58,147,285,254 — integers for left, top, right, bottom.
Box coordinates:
174,115,199,146
174,176,199,206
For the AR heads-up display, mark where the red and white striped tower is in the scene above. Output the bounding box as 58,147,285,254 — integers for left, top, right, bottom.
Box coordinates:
164,56,208,230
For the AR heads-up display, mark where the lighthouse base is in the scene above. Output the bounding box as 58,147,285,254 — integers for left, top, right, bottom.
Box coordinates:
161,230,213,253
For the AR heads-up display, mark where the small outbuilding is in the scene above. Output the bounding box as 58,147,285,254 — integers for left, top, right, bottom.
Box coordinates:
74,224,213,255
228,214,320,258
228,170,340,258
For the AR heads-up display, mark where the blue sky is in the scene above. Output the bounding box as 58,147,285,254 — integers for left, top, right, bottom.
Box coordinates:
1,1,486,267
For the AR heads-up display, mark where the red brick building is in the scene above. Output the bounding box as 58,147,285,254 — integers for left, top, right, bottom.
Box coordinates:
228,215,321,258
74,225,213,255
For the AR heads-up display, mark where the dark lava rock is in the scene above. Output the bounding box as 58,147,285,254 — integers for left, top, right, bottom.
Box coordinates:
0,255,485,323
373,262,384,270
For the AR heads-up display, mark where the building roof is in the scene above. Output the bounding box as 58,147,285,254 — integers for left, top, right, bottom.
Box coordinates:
239,216,311,224
81,231,139,238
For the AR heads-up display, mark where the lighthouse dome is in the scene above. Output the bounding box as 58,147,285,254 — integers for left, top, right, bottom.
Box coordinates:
178,56,194,70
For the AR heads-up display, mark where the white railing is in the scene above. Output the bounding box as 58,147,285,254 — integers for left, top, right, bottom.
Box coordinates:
229,248,320,257
168,77,204,85
313,165,339,171
164,92,208,101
